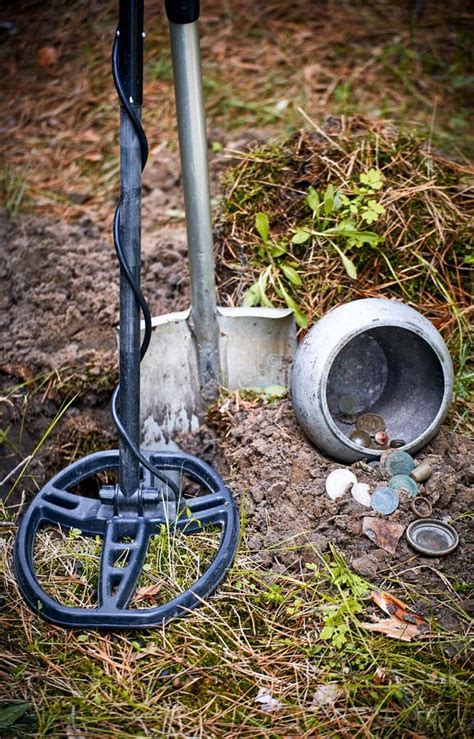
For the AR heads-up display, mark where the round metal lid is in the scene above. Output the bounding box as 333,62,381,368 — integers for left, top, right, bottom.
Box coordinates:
406,519,459,556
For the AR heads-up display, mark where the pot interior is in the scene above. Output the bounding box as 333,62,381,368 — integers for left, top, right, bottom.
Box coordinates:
325,326,445,450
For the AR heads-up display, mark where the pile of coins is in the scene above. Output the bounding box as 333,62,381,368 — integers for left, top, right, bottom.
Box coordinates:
325,449,434,517
337,395,405,450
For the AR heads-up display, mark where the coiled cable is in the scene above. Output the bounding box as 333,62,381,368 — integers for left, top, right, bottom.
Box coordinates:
111,30,179,497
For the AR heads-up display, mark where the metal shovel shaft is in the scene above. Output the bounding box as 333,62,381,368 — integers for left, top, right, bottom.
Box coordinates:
169,20,221,399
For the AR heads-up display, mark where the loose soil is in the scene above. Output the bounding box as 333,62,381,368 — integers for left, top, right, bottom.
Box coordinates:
1,172,473,623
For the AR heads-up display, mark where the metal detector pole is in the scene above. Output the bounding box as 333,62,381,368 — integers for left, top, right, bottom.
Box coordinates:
166,1,221,399
118,0,144,495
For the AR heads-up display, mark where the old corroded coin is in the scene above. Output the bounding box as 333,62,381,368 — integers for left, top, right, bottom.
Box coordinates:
356,413,385,436
384,450,415,477
338,394,358,415
371,486,399,515
350,429,371,447
390,474,418,498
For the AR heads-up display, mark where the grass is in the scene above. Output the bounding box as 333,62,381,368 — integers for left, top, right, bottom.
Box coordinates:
0,1,473,221
1,525,472,737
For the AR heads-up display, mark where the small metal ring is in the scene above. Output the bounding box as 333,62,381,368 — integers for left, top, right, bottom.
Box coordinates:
410,496,432,518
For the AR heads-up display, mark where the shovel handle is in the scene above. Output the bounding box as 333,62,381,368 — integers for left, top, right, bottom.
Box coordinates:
165,1,200,24
168,10,221,397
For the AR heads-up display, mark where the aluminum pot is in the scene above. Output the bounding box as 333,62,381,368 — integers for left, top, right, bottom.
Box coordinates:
290,298,454,463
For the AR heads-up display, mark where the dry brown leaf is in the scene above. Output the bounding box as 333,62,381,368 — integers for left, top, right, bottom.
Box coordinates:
360,616,425,642
372,591,429,628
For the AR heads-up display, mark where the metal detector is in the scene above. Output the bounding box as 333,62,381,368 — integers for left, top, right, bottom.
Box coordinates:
14,0,239,630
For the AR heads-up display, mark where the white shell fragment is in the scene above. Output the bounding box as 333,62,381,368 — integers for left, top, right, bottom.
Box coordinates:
325,469,357,500
351,482,371,507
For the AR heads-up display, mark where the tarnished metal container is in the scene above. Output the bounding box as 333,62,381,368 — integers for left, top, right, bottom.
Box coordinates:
291,298,454,463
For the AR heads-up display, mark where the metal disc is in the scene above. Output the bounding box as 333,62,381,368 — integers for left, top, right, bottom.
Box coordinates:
406,519,459,556
389,474,418,498
338,394,358,415
370,486,399,515
356,413,386,436
384,451,415,476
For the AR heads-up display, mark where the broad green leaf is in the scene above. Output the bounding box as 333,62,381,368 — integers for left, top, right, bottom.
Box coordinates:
255,211,270,242
258,268,275,307
306,186,320,218
264,384,287,399
347,231,382,248
361,199,385,224
278,282,308,328
0,703,30,729
242,281,261,307
332,242,357,279
324,183,335,215
281,264,303,286
319,625,334,640
359,168,384,190
271,243,287,257
291,229,311,244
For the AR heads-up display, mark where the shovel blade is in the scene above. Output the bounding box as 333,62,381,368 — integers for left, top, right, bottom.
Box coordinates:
140,307,296,443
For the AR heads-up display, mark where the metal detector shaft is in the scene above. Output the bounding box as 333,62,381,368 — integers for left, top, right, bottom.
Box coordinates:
118,0,144,495
169,16,221,398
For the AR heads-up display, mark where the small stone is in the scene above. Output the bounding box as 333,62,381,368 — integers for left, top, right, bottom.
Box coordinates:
351,482,371,507
357,413,386,436
389,474,418,498
370,486,399,515
375,431,389,446
338,394,358,414
350,429,371,447
410,462,433,483
384,451,415,476
325,469,357,500
390,439,406,448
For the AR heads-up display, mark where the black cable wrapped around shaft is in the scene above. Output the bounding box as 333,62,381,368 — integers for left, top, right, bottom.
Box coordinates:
111,31,179,498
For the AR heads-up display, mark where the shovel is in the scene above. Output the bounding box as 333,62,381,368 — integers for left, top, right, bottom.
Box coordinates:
140,1,296,443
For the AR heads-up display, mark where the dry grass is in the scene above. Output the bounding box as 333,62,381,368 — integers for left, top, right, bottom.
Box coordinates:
1,520,472,737
1,1,473,223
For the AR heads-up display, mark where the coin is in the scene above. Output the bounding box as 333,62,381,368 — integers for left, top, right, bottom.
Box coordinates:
384,450,415,477
370,486,399,515
389,474,418,498
356,413,385,436
325,469,357,500
349,430,371,447
338,394,358,415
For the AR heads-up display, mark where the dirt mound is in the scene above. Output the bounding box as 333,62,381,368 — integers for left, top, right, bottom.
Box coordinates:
219,399,473,587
